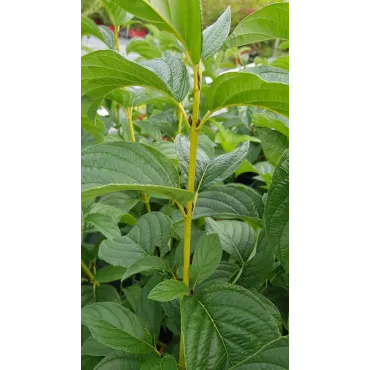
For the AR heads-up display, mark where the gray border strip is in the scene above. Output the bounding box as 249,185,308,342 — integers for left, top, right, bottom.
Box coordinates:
289,0,297,370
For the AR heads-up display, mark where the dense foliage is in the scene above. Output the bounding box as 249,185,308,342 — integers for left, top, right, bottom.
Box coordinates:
81,1,289,369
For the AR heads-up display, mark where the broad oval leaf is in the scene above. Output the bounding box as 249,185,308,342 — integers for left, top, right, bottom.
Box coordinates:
226,3,289,48
142,56,190,102
82,355,103,370
231,336,289,370
202,6,231,60
141,355,178,370
205,218,256,263
270,55,289,71
252,113,289,138
148,280,188,302
264,150,289,272
81,115,105,143
99,212,174,267
81,142,192,203
181,282,281,369
206,72,289,117
81,336,113,357
95,265,127,283
247,65,289,84
85,213,121,239
81,50,178,122
94,351,156,370
101,0,134,26
81,16,115,49
127,38,162,60
81,302,155,354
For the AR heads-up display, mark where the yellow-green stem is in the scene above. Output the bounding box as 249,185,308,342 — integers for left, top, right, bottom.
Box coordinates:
126,108,136,142
178,105,183,134
179,63,202,370
143,192,152,213
81,259,95,283
114,26,120,52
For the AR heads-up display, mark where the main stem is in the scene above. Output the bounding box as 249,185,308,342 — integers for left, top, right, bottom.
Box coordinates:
114,26,120,52
179,63,201,370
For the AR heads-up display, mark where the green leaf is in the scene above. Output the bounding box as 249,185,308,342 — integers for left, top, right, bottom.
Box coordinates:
81,302,155,354
253,292,282,333
81,115,105,143
193,184,264,227
202,6,231,60
162,298,181,333
81,142,192,203
190,233,222,288
81,285,121,307
234,229,275,289
121,256,172,281
81,50,178,122
225,3,289,48
270,55,289,71
205,218,256,263
142,56,190,102
85,213,121,239
256,127,289,166
95,265,127,283
81,336,113,357
175,135,249,192
148,280,188,302
252,113,289,138
264,150,289,272
127,38,162,60
106,88,135,109
81,355,103,370
99,212,174,267
141,355,178,370
181,283,281,369
231,336,289,369
101,0,134,26
94,351,156,370
81,16,115,49
247,65,289,84
98,191,140,214
206,72,289,117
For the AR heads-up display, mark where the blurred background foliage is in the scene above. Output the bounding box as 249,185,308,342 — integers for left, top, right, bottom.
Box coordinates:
81,0,285,28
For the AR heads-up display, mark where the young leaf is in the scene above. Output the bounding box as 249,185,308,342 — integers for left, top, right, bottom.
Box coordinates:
141,56,190,102
205,218,256,263
230,336,289,370
81,302,155,354
85,213,121,240
81,50,178,122
81,16,115,49
94,351,156,370
141,355,178,370
225,3,289,48
95,265,127,283
264,150,289,272
270,55,289,71
121,256,172,281
181,283,280,369
190,233,223,288
101,0,134,26
81,142,192,203
126,38,162,60
148,280,188,302
99,212,174,267
252,113,289,138
206,72,289,117
202,6,231,60
256,127,289,166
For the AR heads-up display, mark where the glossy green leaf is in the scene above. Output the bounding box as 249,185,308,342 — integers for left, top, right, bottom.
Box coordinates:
121,256,172,281
253,292,282,332
141,355,178,370
106,88,135,109
81,142,192,203
142,56,190,102
127,38,162,59
181,283,281,369
247,65,289,84
193,184,264,227
205,218,256,263
270,55,289,71
81,302,155,354
81,16,115,49
252,113,289,137
94,351,156,370
206,72,289,117
190,233,222,288
81,336,113,357
81,50,177,122
81,115,105,143
95,265,127,283
202,6,231,60
231,336,289,369
148,279,188,302
264,150,289,272
99,212,174,267
101,0,134,26
257,127,289,166
225,3,289,48
85,213,121,239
